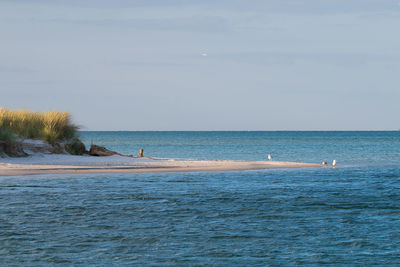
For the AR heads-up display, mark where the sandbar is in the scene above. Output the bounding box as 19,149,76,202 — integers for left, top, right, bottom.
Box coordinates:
0,154,328,176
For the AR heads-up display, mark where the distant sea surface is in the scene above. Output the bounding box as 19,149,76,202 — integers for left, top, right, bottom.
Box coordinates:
1,131,399,265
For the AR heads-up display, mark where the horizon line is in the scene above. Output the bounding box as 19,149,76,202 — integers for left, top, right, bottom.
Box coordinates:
78,129,400,132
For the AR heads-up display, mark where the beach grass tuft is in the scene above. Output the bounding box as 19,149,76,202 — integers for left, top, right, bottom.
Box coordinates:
0,107,78,143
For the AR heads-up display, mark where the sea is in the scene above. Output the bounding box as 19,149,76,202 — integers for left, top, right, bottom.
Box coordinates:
1,131,399,265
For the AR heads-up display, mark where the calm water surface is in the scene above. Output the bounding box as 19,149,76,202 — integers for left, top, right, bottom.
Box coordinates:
1,131,399,265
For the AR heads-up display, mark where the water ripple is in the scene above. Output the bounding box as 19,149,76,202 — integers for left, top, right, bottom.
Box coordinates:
1,166,400,265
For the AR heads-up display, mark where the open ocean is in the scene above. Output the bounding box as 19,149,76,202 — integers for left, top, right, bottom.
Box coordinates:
1,131,399,265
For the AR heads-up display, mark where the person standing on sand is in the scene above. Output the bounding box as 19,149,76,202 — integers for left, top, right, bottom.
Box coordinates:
138,149,144,158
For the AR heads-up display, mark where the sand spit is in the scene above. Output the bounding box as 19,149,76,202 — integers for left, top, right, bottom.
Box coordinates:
0,154,327,176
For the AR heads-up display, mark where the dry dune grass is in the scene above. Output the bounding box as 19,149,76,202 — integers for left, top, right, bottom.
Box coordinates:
0,107,78,143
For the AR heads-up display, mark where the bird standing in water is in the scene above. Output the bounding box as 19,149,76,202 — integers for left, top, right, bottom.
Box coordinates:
332,160,337,167
268,154,272,161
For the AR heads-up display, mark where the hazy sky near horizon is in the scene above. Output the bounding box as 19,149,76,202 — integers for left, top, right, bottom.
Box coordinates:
1,0,399,130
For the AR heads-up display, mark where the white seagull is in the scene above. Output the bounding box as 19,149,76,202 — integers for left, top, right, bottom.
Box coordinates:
332,160,337,167
268,154,272,161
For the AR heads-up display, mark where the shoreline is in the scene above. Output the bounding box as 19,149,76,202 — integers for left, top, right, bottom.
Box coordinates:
0,155,326,176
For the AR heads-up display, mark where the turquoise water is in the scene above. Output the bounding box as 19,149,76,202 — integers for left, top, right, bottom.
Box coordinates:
1,131,400,265
80,131,399,166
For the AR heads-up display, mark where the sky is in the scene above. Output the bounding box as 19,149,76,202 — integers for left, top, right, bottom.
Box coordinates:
1,0,399,130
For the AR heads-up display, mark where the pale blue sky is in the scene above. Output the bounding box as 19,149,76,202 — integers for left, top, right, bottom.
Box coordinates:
1,0,399,130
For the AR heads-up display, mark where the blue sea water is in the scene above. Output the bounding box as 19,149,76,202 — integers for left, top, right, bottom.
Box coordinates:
1,131,399,265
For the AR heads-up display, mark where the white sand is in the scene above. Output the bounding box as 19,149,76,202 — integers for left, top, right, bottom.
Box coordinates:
0,153,326,176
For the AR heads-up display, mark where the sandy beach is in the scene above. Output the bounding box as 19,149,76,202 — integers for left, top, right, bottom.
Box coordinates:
0,154,326,176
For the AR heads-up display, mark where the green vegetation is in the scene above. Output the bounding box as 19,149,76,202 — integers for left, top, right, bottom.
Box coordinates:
0,127,16,143
0,107,78,144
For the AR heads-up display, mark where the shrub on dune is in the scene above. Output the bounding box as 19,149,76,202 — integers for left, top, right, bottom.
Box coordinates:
0,127,16,143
